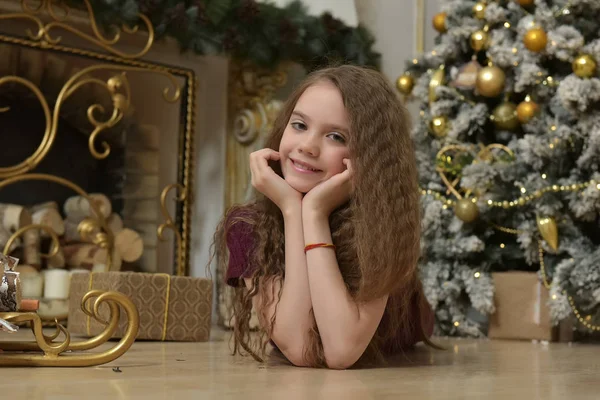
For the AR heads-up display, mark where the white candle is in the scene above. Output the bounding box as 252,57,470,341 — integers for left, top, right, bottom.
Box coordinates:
21,272,44,298
43,269,71,299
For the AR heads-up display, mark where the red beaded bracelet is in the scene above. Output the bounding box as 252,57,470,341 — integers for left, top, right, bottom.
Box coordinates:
304,243,336,253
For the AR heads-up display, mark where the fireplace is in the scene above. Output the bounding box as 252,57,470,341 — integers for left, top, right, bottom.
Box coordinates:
0,10,199,323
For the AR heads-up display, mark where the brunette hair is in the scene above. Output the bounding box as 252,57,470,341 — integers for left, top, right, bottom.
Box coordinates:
211,64,437,367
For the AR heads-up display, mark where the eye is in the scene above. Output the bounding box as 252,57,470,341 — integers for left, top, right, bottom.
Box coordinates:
291,121,307,131
327,132,346,143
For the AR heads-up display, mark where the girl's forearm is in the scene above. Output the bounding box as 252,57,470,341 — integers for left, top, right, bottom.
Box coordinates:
302,211,363,352
267,205,314,356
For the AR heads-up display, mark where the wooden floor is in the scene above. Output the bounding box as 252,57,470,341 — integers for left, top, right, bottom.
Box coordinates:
2,327,600,399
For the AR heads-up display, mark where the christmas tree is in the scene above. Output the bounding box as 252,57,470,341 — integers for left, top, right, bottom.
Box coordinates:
397,0,600,337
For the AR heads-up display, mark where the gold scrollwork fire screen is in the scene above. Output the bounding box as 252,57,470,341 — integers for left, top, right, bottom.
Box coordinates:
0,0,196,366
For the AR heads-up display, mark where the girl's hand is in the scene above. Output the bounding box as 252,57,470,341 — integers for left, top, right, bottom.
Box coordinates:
250,149,302,214
303,159,354,218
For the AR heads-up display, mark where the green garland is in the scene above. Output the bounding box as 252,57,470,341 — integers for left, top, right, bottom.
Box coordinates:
86,0,381,71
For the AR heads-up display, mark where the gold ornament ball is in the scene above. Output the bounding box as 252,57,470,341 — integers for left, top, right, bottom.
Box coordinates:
396,73,415,95
492,102,519,131
517,99,539,123
476,65,506,97
515,0,535,6
432,12,447,33
430,116,450,138
473,2,486,19
572,54,597,78
470,30,489,52
523,27,548,52
455,198,480,223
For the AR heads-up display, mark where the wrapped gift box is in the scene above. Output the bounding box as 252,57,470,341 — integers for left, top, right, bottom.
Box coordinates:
488,271,572,342
68,271,212,342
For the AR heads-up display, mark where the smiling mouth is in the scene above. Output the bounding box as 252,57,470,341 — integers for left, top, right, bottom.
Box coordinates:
289,158,321,173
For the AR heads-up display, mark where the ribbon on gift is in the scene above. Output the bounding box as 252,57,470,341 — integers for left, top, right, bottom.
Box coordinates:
532,279,542,326
86,272,172,341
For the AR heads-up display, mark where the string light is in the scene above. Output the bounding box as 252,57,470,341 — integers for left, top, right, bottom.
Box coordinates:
500,243,505,248
421,179,598,210
474,272,481,278
454,321,460,327
538,241,600,331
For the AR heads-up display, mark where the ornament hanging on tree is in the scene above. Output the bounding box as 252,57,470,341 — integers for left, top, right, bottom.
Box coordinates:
476,65,505,97
470,28,490,52
455,198,480,223
537,215,559,251
515,0,535,6
396,73,414,95
429,65,446,103
516,95,539,123
491,101,519,131
473,2,487,19
572,54,597,78
450,60,482,89
523,27,548,52
433,12,447,33
430,116,450,138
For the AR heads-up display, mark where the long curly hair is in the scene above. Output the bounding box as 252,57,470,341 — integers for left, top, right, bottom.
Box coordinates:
212,64,437,367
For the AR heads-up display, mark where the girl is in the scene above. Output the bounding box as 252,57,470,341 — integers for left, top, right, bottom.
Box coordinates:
214,64,437,369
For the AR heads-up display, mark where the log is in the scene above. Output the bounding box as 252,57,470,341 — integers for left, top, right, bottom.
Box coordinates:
63,218,82,243
47,246,65,268
0,225,19,253
107,213,124,234
122,219,158,247
63,213,123,244
23,227,41,267
0,203,32,232
63,243,122,271
114,228,143,262
63,244,106,270
31,202,65,237
63,193,112,222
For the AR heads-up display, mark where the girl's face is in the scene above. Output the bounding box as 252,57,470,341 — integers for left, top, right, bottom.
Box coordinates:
278,81,351,194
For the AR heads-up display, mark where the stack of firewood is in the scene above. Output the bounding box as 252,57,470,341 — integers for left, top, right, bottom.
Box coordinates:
0,194,143,321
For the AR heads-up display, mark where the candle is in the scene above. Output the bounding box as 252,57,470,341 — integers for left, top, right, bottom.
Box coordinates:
43,269,70,299
21,272,43,298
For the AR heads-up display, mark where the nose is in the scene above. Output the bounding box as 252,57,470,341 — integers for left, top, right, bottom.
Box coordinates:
298,133,320,157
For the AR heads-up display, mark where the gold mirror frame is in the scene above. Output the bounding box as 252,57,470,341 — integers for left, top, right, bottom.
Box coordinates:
0,0,196,366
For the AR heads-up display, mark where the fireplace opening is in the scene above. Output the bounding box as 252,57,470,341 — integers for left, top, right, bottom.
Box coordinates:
0,93,126,211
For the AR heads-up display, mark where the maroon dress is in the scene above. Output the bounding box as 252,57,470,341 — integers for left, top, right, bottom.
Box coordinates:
224,214,435,350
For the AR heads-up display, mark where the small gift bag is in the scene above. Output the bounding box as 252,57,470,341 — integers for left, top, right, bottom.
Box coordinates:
488,271,573,342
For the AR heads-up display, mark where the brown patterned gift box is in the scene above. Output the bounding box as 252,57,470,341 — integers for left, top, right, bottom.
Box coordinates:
68,272,212,342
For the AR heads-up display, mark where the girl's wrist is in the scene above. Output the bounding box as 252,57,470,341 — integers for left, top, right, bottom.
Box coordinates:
301,205,329,223
282,201,302,219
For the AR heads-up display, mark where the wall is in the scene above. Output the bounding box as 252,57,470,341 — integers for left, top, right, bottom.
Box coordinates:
355,0,442,117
